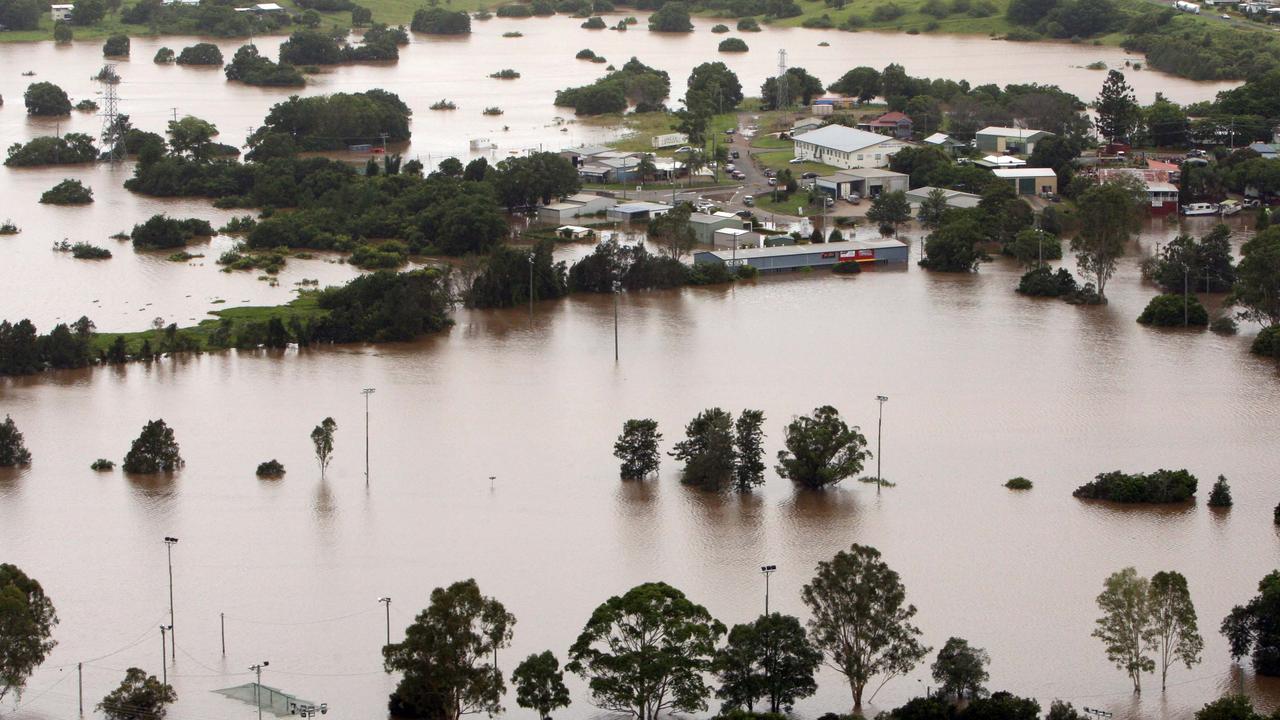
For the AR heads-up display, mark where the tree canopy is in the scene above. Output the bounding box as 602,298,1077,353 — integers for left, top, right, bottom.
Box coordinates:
384,579,515,720
712,613,821,714
802,544,927,711
122,419,184,474
97,668,176,720
567,582,725,720
0,563,58,702
23,82,71,116
774,405,870,490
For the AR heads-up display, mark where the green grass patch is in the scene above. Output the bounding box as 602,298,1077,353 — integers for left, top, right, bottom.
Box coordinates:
93,293,325,354
754,149,839,176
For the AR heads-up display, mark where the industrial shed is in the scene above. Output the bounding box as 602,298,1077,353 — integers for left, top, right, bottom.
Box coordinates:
693,239,908,272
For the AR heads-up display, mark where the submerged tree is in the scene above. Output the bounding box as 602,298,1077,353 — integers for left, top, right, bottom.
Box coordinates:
567,582,725,720
775,406,870,490
0,564,58,702
613,419,662,480
121,419,183,474
802,544,927,711
732,410,766,492
1207,475,1233,508
670,408,736,491
1072,178,1144,299
311,417,337,479
511,651,570,720
1093,567,1154,693
0,415,32,467
1148,570,1203,691
383,579,515,720
97,668,176,720
1220,571,1280,677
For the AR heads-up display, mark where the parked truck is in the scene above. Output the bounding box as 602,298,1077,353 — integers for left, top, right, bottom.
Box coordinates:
1174,1,1201,13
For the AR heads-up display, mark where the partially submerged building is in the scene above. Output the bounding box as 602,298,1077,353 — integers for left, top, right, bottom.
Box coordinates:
693,238,909,272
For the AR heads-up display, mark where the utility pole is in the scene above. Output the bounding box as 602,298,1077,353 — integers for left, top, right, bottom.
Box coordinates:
220,612,226,656
171,107,178,123
378,597,392,646
164,537,178,658
875,395,888,494
250,662,269,720
361,388,375,486
78,663,83,715
528,253,535,320
760,564,776,614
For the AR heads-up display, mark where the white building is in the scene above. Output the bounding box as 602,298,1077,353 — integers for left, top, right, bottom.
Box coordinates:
792,124,910,169
50,3,73,21
536,193,616,225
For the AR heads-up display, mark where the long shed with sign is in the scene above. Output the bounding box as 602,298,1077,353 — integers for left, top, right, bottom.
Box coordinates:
693,238,908,272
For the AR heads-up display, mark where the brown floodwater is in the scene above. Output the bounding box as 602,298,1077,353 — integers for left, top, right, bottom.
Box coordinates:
4,212,1280,720
0,17,1274,720
0,15,1240,328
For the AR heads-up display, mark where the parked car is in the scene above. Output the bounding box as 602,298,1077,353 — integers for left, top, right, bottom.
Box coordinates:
743,195,754,206
788,157,804,164
735,209,753,218
767,177,778,186
725,163,736,172
731,150,740,159
733,172,746,180
1243,198,1261,209
764,169,777,178
823,197,834,208
845,193,861,205
801,172,818,179
1221,13,1230,18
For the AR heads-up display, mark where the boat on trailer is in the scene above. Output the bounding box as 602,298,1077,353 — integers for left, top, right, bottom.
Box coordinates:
1180,202,1218,216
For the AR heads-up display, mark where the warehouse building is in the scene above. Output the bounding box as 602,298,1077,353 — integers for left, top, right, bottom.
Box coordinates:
693,238,908,272
991,168,1058,196
688,212,748,244
815,168,908,200
536,193,616,225
607,201,673,222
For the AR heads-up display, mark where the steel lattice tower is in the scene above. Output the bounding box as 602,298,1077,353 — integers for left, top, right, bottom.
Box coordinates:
99,64,120,163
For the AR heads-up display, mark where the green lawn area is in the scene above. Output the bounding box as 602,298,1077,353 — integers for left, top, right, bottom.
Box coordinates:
93,293,326,354
760,0,1019,35
754,149,839,176
752,189,827,217
751,134,792,150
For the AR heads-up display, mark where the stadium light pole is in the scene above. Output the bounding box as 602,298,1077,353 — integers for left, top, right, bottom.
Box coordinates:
250,662,270,720
361,388,375,486
378,597,391,646
163,537,178,658
875,395,888,494
760,564,776,615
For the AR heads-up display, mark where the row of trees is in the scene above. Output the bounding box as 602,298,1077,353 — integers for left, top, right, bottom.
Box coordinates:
384,545,942,720
614,405,873,491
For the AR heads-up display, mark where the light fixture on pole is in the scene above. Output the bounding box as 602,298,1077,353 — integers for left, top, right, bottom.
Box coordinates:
361,388,375,486
378,597,392,646
163,536,178,658
760,564,777,615
875,395,888,494
250,662,270,720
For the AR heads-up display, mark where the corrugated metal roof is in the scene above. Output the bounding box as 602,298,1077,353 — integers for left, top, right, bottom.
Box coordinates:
976,126,1052,138
698,238,906,261
791,124,893,153
992,168,1056,179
